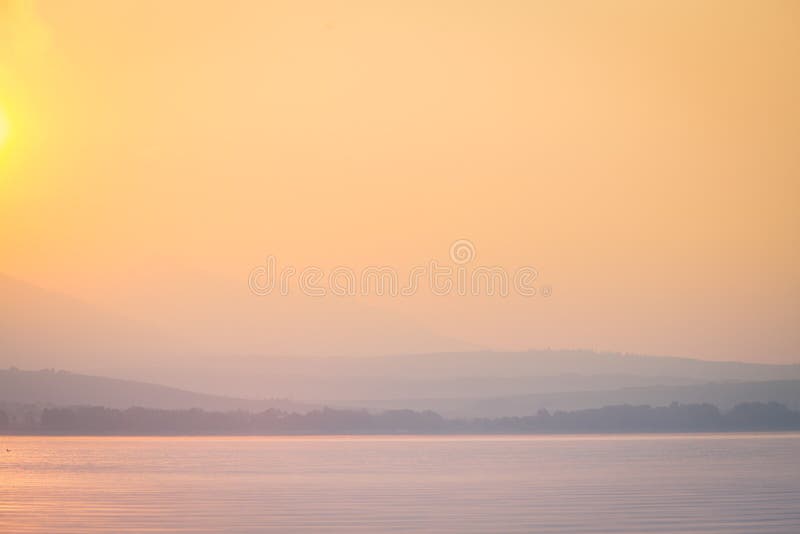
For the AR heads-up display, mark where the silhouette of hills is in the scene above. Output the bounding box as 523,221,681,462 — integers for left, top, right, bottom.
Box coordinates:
337,379,800,417
4,273,799,402
166,351,800,401
0,368,311,413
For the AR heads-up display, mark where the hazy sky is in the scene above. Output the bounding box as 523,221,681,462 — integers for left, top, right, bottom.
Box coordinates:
1,1,798,363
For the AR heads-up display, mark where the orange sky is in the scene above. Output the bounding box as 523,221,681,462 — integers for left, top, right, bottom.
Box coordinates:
1,0,798,363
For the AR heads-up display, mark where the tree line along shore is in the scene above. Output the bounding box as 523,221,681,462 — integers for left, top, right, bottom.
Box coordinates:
2,401,800,435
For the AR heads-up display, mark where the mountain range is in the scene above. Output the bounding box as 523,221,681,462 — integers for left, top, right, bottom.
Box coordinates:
2,272,798,414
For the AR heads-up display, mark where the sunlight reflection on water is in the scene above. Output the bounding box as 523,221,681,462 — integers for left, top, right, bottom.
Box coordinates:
1,433,799,533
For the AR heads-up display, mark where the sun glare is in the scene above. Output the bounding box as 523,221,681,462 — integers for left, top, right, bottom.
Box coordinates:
0,108,10,149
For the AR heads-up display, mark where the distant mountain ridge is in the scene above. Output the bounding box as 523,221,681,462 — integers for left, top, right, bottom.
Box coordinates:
159,350,800,401
3,273,799,403
0,368,312,413
2,367,799,421
333,379,800,417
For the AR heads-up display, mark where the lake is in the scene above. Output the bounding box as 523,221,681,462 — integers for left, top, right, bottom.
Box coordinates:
1,434,799,533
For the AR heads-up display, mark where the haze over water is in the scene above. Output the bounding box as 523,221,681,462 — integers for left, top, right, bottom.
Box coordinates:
2,2,799,533
2,433,799,533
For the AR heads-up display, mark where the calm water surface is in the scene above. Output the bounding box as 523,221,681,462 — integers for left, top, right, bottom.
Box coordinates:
1,433,799,533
